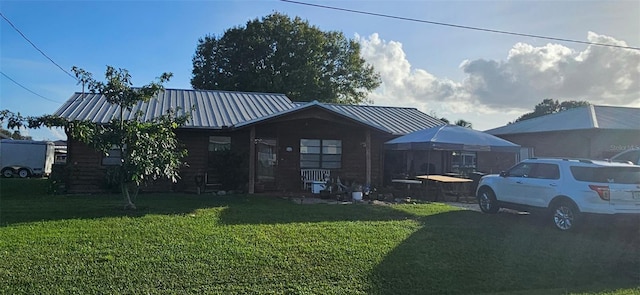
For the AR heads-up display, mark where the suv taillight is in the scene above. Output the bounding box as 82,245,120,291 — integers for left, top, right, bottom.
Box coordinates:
589,185,610,201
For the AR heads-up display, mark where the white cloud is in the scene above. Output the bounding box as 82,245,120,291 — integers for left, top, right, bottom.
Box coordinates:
21,127,67,141
48,127,67,141
461,32,640,109
357,32,640,130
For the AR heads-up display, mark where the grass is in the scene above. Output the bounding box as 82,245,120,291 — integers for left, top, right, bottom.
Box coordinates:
0,178,639,294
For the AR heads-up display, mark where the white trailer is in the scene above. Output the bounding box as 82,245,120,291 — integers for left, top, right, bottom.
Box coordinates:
0,139,56,178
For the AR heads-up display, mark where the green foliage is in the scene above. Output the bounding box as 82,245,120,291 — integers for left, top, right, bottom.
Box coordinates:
515,99,591,122
63,66,188,208
0,187,638,294
47,164,68,194
427,111,471,127
1,66,190,209
454,119,473,128
0,112,32,140
191,12,381,104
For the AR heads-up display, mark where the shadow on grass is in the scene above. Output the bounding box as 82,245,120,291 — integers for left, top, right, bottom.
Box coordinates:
1,178,420,226
0,191,253,226
366,210,640,295
1,180,417,227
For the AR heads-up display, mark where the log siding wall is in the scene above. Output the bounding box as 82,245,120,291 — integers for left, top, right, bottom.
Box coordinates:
63,108,394,193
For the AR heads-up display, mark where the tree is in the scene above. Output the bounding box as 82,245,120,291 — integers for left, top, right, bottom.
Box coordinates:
454,119,473,129
514,99,590,122
0,110,33,140
2,66,189,209
0,128,32,140
191,12,381,104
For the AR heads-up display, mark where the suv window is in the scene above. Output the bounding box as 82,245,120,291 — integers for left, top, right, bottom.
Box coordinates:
570,166,640,184
506,163,533,177
506,163,560,179
530,163,560,180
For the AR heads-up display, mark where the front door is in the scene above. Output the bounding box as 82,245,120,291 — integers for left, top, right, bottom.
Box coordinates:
256,138,277,191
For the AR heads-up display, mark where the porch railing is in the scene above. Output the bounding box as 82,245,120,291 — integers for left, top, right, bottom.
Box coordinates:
300,169,330,191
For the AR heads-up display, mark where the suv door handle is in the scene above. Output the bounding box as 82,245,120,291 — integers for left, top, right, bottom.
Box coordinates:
516,181,523,184
549,183,557,187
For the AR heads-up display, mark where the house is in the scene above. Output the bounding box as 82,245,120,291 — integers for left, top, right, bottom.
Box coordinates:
54,89,444,193
486,105,640,160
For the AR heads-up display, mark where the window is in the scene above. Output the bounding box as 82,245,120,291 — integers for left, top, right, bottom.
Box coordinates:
209,136,231,152
300,139,342,169
102,146,123,166
207,136,231,186
507,163,533,177
570,166,640,184
451,151,477,176
530,163,560,179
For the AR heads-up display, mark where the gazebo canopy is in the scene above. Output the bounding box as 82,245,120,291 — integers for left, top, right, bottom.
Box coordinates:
385,125,520,153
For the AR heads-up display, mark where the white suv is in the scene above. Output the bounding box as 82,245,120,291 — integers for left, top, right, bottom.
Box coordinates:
476,158,640,231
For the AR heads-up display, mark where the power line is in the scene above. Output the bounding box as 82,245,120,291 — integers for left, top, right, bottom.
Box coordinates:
0,71,63,104
0,12,78,81
280,0,640,51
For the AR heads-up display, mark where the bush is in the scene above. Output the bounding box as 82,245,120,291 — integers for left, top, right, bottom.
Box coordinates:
47,164,68,194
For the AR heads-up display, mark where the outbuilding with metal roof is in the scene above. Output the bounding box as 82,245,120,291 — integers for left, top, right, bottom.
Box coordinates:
485,105,640,160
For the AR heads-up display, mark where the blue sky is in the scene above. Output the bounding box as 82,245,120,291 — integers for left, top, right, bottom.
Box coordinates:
1,0,638,140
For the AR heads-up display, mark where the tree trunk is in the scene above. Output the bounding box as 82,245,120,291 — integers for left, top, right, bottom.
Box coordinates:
121,183,137,210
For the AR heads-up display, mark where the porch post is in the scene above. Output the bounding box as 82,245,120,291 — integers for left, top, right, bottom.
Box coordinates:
249,126,256,194
365,129,371,185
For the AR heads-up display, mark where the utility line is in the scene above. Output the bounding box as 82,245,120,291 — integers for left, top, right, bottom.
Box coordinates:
280,0,640,51
0,12,78,81
0,71,63,104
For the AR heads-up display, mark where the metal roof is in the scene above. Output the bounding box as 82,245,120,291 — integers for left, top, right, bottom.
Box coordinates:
54,89,295,129
313,102,445,135
486,105,640,135
54,89,444,135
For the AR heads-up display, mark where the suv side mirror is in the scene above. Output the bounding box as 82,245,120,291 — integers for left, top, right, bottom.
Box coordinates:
499,171,508,177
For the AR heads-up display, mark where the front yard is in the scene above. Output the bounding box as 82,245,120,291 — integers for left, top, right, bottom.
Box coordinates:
0,179,638,294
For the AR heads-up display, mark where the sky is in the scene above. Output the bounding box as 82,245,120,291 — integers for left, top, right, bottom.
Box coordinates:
1,0,639,140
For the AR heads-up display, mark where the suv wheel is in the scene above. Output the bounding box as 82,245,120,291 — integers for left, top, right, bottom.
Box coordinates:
478,188,499,214
550,200,579,231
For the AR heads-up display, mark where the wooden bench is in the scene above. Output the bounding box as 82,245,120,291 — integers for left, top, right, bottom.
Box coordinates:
300,169,330,191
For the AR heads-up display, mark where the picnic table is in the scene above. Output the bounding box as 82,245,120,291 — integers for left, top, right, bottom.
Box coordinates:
391,179,423,198
416,175,473,201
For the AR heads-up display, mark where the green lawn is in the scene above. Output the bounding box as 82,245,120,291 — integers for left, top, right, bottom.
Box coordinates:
0,179,638,294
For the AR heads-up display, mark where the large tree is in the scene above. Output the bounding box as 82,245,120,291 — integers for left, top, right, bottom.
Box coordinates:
3,66,189,209
191,12,381,104
514,99,590,122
